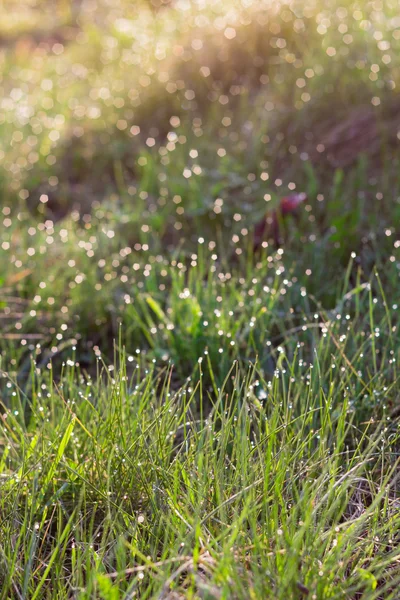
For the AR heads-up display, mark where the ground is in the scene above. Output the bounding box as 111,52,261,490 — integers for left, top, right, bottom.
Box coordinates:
1,1,400,598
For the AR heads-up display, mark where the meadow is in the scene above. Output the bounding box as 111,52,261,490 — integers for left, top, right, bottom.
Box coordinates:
1,0,400,597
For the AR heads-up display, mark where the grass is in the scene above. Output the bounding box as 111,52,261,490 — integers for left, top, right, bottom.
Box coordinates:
1,336,400,599
1,0,400,598
1,257,400,598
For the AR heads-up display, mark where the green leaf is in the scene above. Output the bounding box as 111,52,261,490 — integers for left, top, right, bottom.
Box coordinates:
42,419,75,491
97,574,120,600
357,568,377,590
146,295,167,322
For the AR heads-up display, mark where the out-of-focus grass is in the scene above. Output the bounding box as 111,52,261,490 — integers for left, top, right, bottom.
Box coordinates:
1,0,400,212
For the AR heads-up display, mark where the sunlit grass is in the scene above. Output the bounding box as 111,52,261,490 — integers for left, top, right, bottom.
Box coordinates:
1,0,400,204
1,0,400,598
1,337,400,598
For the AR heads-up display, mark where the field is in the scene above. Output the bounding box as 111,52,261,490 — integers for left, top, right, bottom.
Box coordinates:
1,0,400,598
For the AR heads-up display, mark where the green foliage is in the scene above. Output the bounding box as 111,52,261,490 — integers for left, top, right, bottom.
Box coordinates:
1,1,400,597
0,338,400,598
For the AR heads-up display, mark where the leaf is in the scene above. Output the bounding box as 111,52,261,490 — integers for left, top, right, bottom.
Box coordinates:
146,295,167,322
42,419,75,492
357,568,377,590
279,192,307,215
6,269,32,285
17,433,39,480
97,574,120,600
333,168,344,191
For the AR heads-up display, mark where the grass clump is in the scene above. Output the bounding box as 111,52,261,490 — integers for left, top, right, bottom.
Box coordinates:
1,341,400,599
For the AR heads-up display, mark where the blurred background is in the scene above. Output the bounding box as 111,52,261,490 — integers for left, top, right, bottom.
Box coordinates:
1,0,400,378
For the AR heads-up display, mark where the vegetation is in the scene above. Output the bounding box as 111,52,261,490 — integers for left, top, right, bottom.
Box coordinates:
1,0,400,597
